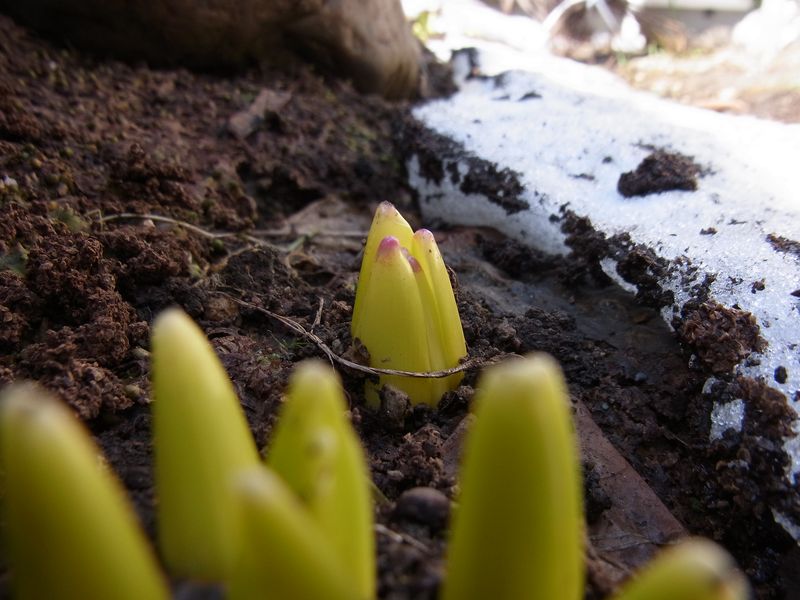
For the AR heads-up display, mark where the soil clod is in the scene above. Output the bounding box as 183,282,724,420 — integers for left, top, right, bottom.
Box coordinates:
617,149,702,197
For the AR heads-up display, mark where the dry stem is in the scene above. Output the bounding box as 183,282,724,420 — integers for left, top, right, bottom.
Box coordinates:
218,292,504,379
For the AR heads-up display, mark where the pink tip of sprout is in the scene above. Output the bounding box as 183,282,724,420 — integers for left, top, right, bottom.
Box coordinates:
376,236,401,260
399,247,422,272
415,228,434,239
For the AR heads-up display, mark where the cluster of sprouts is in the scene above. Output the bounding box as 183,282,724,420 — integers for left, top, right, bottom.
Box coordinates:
0,204,748,600
352,202,466,406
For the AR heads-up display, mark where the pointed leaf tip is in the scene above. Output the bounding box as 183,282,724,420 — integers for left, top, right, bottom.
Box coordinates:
407,255,422,273
228,467,359,600
377,201,398,215
442,354,583,600
376,235,401,258
611,538,749,600
268,360,375,598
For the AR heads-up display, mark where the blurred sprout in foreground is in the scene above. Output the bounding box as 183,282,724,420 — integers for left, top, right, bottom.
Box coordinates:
228,467,363,600
0,310,375,599
0,384,169,600
151,308,261,580
441,354,584,600
611,538,749,600
267,361,375,598
152,309,373,597
351,202,466,406
440,353,749,600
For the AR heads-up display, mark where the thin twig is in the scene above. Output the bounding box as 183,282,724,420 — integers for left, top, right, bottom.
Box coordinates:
311,297,324,332
250,226,367,239
98,212,233,239
375,524,431,553
96,212,287,251
219,291,502,379
97,212,365,245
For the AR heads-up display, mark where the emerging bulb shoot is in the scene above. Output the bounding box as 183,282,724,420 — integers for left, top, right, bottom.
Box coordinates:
151,308,260,580
267,360,375,598
352,203,467,406
0,384,169,600
610,538,749,600
442,354,584,600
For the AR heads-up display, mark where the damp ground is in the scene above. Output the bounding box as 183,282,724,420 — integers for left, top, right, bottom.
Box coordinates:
0,14,797,599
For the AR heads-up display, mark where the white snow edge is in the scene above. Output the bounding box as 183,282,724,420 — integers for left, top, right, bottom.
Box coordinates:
407,61,800,539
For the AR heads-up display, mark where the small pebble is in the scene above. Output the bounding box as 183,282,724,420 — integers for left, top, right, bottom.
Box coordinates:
393,487,450,530
123,384,142,399
380,385,411,431
386,470,404,482
203,294,240,324
774,366,788,384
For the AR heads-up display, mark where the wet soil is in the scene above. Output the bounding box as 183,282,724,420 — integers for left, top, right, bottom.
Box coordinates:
0,13,797,600
616,149,701,197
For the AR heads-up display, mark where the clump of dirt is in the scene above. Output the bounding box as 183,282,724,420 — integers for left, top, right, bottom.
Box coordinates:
675,300,766,375
401,121,530,215
478,234,556,277
617,149,702,197
767,232,800,261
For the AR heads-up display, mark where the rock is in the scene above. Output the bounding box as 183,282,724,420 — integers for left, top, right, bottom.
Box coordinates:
0,0,420,99
392,486,450,530
379,384,412,431
284,0,421,99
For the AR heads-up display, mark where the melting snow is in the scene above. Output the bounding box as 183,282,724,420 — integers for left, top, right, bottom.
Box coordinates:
406,22,800,538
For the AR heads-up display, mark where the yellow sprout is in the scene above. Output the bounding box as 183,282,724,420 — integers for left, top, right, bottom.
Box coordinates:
442,354,584,600
352,202,466,406
267,360,375,598
0,384,169,600
611,538,750,600
228,467,362,600
151,308,260,580
352,201,414,330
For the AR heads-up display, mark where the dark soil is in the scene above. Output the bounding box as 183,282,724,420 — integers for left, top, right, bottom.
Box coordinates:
1,13,797,600
617,149,702,197
767,232,800,262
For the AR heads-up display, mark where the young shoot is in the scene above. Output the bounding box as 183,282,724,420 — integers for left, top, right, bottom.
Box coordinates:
441,354,584,600
151,307,260,580
611,538,749,600
352,202,466,406
267,360,375,598
228,467,362,600
0,384,169,600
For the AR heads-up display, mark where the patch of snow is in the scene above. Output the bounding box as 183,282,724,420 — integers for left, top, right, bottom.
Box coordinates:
702,376,720,395
710,399,746,441
599,258,639,295
411,67,800,399
733,0,800,58
406,24,800,539
773,508,800,540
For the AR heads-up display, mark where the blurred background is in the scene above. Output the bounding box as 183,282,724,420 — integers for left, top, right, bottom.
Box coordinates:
404,0,800,122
